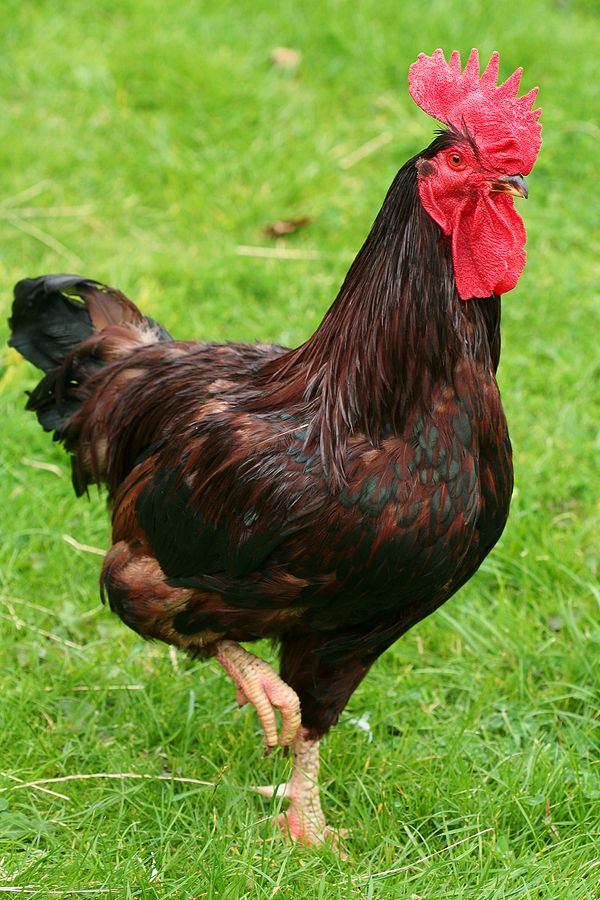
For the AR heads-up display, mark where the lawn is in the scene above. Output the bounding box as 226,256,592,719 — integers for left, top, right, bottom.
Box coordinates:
0,0,599,896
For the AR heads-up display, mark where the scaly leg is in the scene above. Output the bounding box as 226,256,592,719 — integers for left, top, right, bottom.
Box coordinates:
255,727,343,851
214,640,301,751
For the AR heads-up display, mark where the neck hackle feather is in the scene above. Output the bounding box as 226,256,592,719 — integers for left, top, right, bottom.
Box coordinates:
252,134,501,489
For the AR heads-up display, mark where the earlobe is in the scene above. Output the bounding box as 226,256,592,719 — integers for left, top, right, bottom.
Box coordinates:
416,158,437,178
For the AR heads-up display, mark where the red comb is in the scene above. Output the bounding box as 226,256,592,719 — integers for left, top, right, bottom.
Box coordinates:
409,49,542,175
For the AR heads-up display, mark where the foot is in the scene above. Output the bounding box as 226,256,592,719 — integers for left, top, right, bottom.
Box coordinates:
254,727,346,855
215,640,301,751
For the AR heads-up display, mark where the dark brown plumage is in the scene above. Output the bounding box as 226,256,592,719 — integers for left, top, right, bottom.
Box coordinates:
8,48,541,847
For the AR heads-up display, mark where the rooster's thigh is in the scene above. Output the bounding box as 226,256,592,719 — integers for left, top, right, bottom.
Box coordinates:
100,540,225,654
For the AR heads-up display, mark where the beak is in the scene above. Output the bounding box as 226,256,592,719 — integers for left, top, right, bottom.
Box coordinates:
488,174,528,199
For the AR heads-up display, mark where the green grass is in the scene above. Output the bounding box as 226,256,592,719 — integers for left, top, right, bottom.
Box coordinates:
0,0,599,896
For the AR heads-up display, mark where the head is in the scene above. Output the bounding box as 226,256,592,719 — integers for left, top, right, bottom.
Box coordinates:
408,49,542,300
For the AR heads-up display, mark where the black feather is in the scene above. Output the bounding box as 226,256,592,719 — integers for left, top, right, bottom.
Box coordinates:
8,275,98,372
7,273,171,454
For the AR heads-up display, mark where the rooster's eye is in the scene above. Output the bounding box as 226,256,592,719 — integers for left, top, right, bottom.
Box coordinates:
447,151,466,170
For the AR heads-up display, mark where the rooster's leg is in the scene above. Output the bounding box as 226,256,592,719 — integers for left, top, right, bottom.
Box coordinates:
255,727,343,850
214,640,301,750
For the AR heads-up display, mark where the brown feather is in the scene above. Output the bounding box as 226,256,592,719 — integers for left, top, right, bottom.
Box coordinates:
9,129,514,739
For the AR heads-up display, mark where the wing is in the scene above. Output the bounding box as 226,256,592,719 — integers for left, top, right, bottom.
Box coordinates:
113,398,486,620
111,407,326,603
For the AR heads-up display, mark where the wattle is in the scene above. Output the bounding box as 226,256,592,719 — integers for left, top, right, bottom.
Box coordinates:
452,193,526,300
419,184,527,300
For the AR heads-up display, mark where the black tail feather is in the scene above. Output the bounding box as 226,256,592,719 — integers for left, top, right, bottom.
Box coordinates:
8,275,101,373
8,273,171,442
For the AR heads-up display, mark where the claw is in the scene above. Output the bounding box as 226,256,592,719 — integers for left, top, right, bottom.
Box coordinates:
215,640,301,749
214,644,342,852
255,727,347,855
276,813,348,858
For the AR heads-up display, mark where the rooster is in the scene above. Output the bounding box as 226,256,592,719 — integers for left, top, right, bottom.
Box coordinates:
8,49,541,847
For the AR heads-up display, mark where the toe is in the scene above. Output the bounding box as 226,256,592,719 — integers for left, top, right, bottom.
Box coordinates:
215,641,300,749
262,679,301,747
275,813,347,857
251,782,290,798
251,689,279,749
